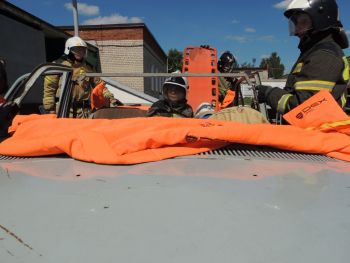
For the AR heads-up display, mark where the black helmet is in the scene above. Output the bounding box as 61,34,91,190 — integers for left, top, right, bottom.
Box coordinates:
218,51,237,73
284,0,343,33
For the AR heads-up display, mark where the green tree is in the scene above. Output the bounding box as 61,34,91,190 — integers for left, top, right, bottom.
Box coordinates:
259,52,285,79
167,49,183,72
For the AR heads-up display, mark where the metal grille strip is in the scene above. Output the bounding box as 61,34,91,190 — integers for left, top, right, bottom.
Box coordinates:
0,155,69,161
193,144,335,162
1,145,335,163
0,155,30,161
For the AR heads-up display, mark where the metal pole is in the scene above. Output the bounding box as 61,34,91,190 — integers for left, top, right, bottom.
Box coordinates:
83,72,255,85
72,0,79,36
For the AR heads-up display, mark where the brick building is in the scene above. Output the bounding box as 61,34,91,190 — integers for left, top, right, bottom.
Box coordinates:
59,24,167,96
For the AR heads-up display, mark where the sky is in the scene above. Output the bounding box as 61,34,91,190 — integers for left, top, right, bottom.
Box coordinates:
6,0,350,72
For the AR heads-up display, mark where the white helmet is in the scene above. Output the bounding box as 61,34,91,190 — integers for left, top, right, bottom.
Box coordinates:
64,36,87,55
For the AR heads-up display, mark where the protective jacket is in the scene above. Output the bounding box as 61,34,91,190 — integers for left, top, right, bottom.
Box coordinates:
266,32,349,114
147,99,193,118
43,55,114,117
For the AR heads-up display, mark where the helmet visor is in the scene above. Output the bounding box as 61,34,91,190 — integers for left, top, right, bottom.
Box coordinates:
288,12,313,36
70,46,87,60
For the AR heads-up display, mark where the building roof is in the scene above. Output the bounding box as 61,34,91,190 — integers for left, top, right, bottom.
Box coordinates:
0,1,68,38
0,1,100,59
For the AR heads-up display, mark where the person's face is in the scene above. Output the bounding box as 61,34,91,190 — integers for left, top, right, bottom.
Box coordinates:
166,85,185,102
289,12,313,37
221,62,233,73
70,46,87,61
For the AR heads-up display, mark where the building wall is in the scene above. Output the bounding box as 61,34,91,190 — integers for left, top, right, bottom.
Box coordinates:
143,43,167,98
0,14,46,86
87,39,144,92
65,26,167,94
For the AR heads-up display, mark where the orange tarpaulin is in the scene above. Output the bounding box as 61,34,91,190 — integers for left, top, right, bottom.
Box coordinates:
1,113,350,164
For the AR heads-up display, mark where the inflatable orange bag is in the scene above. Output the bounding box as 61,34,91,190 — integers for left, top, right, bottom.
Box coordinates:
283,90,348,129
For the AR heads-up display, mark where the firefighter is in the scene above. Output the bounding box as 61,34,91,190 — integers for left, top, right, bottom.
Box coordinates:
217,51,240,106
256,0,349,116
147,73,193,118
43,36,117,118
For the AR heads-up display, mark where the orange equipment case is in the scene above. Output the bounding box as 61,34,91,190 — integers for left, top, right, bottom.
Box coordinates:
182,46,219,112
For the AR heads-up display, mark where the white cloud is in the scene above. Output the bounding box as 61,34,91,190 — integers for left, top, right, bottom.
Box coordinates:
245,27,256,33
261,54,270,59
346,30,350,35
83,13,143,25
273,0,293,9
64,2,100,16
231,20,240,24
226,35,249,44
258,35,276,42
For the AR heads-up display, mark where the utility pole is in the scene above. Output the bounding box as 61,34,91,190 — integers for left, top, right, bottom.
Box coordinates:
72,0,79,36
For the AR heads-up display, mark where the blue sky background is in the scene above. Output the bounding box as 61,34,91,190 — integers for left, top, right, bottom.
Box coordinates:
7,0,350,72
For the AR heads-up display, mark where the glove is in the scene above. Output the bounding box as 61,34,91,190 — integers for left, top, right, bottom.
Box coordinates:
255,85,272,103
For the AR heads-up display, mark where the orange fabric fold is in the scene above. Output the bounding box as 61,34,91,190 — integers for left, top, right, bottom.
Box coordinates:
1,115,350,164
220,90,235,109
283,90,348,129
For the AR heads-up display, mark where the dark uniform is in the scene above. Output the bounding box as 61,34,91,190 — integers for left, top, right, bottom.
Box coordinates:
257,0,349,116
147,99,193,118
147,74,193,118
217,51,240,106
265,33,349,114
